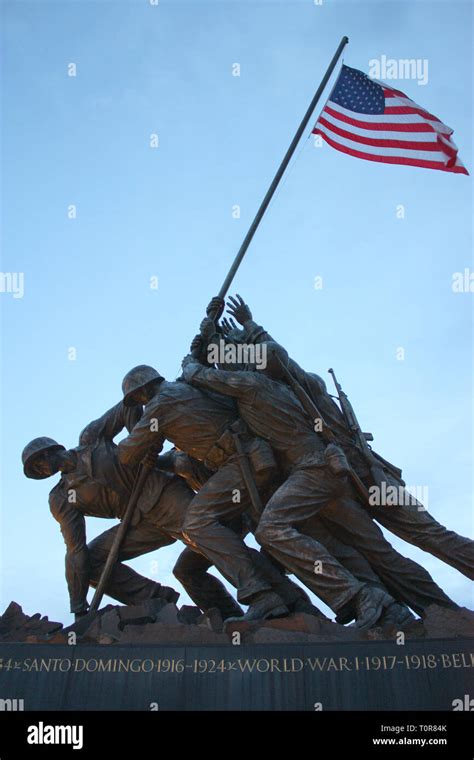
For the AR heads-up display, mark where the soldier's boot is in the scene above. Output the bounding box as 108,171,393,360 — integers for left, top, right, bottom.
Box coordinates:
354,586,394,630
225,590,289,624
379,602,416,627
151,585,180,605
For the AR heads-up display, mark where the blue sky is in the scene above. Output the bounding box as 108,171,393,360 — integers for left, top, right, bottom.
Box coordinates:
1,0,472,623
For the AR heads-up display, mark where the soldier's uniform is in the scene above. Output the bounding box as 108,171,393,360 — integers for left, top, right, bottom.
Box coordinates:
164,449,412,621
35,394,320,620
239,319,474,581
46,401,193,614
183,361,456,617
158,449,321,618
117,379,289,605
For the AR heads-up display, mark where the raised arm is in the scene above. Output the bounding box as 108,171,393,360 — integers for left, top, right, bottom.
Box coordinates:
226,294,272,344
79,401,142,446
182,355,258,400
226,294,331,398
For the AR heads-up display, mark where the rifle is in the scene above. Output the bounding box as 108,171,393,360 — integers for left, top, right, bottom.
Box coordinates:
328,368,387,488
64,460,153,636
89,461,152,613
232,433,265,526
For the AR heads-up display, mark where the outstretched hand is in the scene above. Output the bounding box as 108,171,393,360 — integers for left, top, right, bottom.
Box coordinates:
227,294,252,325
221,316,239,336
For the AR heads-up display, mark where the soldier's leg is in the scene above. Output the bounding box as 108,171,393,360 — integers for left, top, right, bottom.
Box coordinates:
168,486,245,618
303,514,389,591
88,522,177,606
301,514,415,623
174,513,322,616
168,481,308,616
255,469,367,615
238,509,324,613
368,474,474,580
162,475,338,617
245,548,324,616
183,460,274,604
173,547,243,619
321,497,458,615
174,544,324,617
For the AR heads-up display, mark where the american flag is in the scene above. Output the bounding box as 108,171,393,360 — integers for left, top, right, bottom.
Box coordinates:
313,65,468,175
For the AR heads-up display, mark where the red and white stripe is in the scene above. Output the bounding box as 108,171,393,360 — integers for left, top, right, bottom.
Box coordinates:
313,86,468,174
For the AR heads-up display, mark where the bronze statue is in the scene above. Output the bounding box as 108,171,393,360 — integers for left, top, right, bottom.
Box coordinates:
181,338,458,625
160,448,324,619
221,294,474,581
23,399,312,622
117,365,294,621
20,292,472,630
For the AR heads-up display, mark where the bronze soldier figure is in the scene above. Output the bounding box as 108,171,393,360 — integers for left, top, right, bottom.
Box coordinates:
181,344,457,624
22,396,303,622
22,400,188,619
158,448,324,620
117,364,297,622
118,363,402,626
222,294,474,581
163,448,417,627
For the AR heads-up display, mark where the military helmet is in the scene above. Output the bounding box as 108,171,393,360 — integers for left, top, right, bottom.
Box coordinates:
122,364,164,407
22,437,66,479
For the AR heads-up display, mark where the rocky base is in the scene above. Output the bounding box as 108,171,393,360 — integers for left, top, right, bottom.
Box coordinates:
1,600,473,646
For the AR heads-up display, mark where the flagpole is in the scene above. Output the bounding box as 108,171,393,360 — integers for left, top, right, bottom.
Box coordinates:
216,35,349,300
